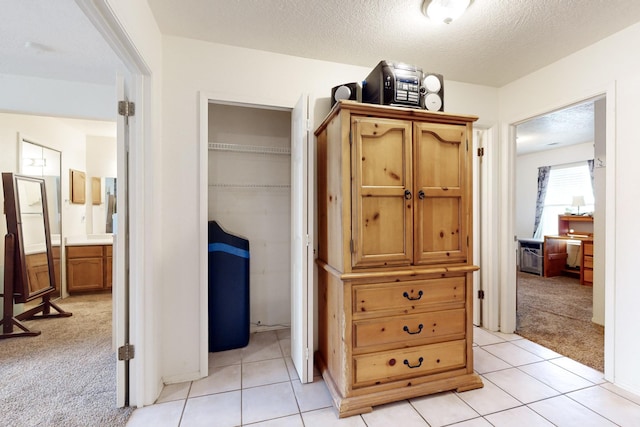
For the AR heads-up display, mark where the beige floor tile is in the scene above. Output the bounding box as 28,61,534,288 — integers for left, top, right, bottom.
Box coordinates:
181,391,241,427
125,400,183,427
411,391,479,427
361,401,429,427
550,357,606,383
473,346,511,374
242,358,290,388
483,368,560,403
291,378,333,412
300,407,367,426
243,414,304,427
568,385,640,426
189,364,241,397
519,361,594,393
209,348,243,368
156,382,191,404
242,382,299,424
456,376,521,415
481,342,543,366
528,395,617,426
484,405,554,426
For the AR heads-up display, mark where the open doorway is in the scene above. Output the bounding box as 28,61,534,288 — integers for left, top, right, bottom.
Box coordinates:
513,97,605,371
203,96,315,384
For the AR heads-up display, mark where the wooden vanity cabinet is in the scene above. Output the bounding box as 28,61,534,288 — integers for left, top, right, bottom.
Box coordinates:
66,244,112,293
315,101,482,417
25,252,53,294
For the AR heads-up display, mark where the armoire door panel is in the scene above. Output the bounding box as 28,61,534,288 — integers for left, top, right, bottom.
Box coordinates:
352,117,412,268
354,196,412,267
413,122,467,265
414,122,465,189
417,197,466,264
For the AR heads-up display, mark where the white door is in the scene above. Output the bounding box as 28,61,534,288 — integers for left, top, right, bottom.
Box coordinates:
290,95,315,383
114,75,131,407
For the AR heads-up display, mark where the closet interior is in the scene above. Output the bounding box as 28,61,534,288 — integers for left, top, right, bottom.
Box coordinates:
207,103,292,331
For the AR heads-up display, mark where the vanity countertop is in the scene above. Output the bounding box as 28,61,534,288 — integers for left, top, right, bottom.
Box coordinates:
65,234,114,246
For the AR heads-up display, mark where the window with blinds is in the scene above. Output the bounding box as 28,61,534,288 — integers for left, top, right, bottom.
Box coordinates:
536,162,594,238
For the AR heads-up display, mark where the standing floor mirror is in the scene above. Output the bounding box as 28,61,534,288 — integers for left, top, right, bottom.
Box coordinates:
1,173,71,339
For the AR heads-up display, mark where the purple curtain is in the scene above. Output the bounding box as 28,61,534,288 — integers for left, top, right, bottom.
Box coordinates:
533,166,551,237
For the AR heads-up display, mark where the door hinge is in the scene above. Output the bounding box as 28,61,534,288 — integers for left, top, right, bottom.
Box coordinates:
305,347,309,360
118,343,135,361
305,234,311,247
306,119,312,132
118,100,135,118
477,147,485,157
478,290,485,299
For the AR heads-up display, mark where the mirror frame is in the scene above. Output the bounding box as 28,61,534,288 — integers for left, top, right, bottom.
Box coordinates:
2,172,56,303
18,137,62,295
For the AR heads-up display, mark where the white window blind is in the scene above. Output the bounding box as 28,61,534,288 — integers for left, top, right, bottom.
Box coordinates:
535,162,594,238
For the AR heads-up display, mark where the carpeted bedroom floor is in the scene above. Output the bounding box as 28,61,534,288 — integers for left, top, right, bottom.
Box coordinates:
0,293,133,426
516,271,604,372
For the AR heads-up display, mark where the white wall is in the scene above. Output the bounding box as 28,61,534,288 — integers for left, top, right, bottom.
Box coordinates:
0,113,90,239
159,35,500,383
515,142,594,238
0,74,115,121
499,21,640,394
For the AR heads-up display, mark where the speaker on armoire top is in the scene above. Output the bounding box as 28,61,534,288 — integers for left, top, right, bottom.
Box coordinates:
420,72,444,112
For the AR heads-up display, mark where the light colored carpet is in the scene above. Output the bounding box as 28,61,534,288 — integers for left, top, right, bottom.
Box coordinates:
516,271,604,372
0,293,133,426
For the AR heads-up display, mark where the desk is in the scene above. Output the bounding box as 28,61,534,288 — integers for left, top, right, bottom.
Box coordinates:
543,235,593,285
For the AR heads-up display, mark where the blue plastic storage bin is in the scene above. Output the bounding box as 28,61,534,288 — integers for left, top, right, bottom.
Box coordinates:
208,221,250,352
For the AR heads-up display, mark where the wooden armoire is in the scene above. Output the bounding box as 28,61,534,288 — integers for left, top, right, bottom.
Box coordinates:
315,100,483,417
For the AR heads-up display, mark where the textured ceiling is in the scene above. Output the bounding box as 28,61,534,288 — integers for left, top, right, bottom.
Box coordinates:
146,0,640,87
516,101,595,155
1,0,631,149
0,0,124,84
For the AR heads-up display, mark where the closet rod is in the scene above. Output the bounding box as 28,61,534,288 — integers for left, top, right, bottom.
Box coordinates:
208,142,290,155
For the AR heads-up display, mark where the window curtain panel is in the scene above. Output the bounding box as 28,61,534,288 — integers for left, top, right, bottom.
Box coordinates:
533,166,551,237
588,159,595,196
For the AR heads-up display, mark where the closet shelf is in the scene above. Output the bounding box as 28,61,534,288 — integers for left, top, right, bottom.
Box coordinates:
208,142,290,155
209,183,291,189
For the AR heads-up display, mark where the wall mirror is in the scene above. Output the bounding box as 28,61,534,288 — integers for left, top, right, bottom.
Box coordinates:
18,138,62,294
1,173,70,339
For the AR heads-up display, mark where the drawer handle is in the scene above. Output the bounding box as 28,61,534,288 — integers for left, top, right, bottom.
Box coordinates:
404,189,412,200
403,357,424,369
403,324,424,335
403,290,423,301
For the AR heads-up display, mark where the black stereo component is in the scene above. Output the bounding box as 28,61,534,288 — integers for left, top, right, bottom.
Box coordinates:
362,61,423,107
331,82,362,107
420,72,445,112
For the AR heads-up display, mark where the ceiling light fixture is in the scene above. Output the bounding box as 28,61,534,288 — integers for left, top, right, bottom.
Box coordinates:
422,0,471,24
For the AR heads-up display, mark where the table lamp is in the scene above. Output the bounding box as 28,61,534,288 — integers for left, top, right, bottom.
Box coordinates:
572,195,586,215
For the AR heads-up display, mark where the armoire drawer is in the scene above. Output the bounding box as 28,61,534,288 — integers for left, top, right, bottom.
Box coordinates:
353,276,465,316
353,339,466,387
353,309,465,350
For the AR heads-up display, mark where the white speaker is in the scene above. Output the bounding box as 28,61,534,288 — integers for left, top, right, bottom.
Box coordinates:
420,73,444,112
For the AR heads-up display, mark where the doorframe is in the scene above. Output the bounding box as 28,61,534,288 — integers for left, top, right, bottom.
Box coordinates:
198,91,314,380
498,83,617,380
75,0,152,407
